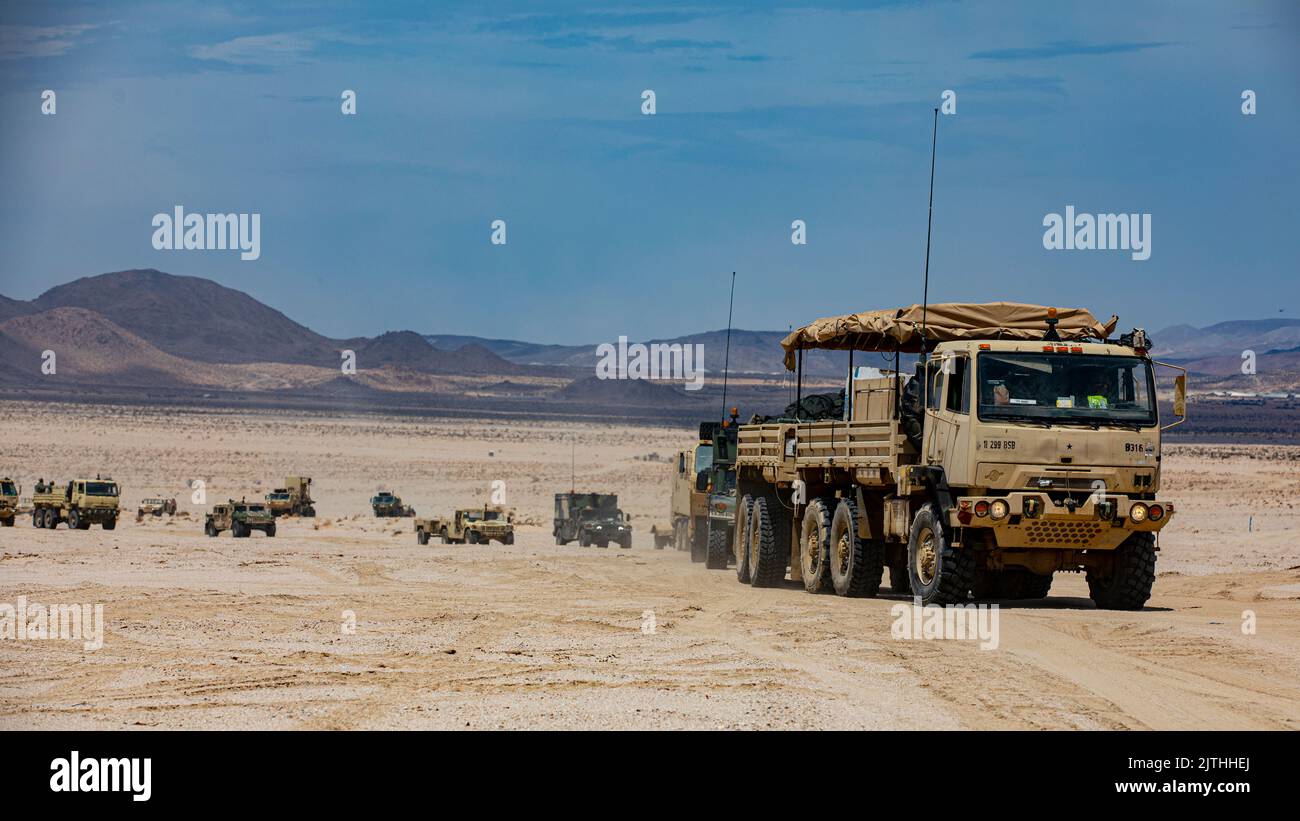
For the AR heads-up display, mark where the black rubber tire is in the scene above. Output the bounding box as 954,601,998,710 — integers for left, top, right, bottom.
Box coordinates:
266,524,276,538
799,499,833,593
705,525,729,568
689,518,708,563
45,509,58,529
205,522,216,537
906,503,974,606
734,495,754,584
748,496,789,588
417,528,428,545
1087,531,1156,610
1,517,12,527
33,510,42,527
101,517,115,531
619,535,631,550
579,532,590,547
68,508,81,530
555,533,566,545
828,497,883,597
505,533,515,545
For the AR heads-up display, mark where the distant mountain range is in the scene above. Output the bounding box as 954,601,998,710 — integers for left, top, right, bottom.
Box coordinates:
1,270,1296,410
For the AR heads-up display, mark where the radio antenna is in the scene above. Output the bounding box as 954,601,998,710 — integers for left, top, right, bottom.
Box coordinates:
920,107,939,351
720,271,736,420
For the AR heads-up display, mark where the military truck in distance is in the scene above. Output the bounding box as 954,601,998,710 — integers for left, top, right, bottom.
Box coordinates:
648,523,674,549
265,476,315,517
0,478,19,527
733,303,1185,611
554,492,632,549
670,442,713,561
415,506,514,545
137,497,178,517
205,500,276,538
371,490,415,517
32,477,121,530
701,410,741,570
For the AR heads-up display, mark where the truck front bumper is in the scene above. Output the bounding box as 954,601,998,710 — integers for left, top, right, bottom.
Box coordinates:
948,492,1173,550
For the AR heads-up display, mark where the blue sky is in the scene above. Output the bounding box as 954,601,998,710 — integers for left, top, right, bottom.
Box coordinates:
1,1,1296,344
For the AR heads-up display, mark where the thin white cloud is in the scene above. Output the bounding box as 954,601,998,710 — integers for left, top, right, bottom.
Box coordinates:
190,32,318,67
0,24,99,60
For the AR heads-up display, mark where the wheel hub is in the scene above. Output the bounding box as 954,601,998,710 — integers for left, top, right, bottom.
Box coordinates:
916,528,937,585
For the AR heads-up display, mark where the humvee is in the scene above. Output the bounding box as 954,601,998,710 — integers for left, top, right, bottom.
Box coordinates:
371,490,415,517
205,499,276,538
554,492,632,549
32,477,121,530
265,476,315,517
415,506,515,545
0,477,18,527
670,442,712,561
733,303,1184,610
137,497,178,517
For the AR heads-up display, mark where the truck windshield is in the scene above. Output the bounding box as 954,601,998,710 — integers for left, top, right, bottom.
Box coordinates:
977,353,1156,427
1,481,15,495
86,482,118,496
694,447,713,474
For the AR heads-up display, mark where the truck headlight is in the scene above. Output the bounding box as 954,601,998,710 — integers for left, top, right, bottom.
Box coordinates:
990,500,1009,521
1129,503,1149,523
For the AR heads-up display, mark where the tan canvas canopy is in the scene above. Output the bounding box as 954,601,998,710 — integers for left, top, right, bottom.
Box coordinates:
780,302,1118,370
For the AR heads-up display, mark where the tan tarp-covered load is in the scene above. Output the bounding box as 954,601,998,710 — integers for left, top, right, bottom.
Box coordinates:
780,302,1118,370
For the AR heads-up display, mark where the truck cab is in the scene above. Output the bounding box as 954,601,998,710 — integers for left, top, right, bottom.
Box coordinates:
0,477,18,527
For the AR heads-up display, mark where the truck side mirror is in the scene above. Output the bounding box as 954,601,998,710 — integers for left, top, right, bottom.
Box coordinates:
1154,361,1188,431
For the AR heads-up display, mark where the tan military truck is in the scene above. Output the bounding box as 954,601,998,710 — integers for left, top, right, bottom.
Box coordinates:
415,505,515,545
265,476,315,517
204,499,277,538
32,477,121,530
0,477,19,527
732,303,1184,610
671,443,713,561
137,497,178,517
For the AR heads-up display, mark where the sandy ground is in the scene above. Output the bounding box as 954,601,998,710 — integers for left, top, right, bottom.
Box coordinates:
1,401,1298,730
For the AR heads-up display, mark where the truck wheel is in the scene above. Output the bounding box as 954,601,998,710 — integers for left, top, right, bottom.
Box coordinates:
619,535,631,550
205,522,217,537
417,528,428,545
33,510,43,528
748,496,789,588
46,509,59,529
101,517,115,531
1,516,11,527
505,533,515,545
705,526,729,568
734,496,754,583
68,509,81,530
266,524,276,538
579,532,590,547
1087,532,1156,610
555,533,566,546
829,497,883,597
799,499,834,593
690,519,707,563
907,503,974,606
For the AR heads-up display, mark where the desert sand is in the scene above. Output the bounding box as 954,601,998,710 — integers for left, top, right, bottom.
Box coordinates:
1,401,1298,730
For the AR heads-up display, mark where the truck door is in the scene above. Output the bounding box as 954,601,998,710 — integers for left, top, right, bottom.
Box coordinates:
923,360,946,464
925,354,970,471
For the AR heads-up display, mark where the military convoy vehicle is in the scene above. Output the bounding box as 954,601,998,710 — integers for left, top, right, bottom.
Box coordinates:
670,443,712,561
265,476,315,517
0,478,18,527
415,506,515,545
205,499,277,538
731,303,1184,610
648,523,674,549
31,477,121,530
371,490,415,517
137,497,178,517
700,410,741,570
554,492,632,548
